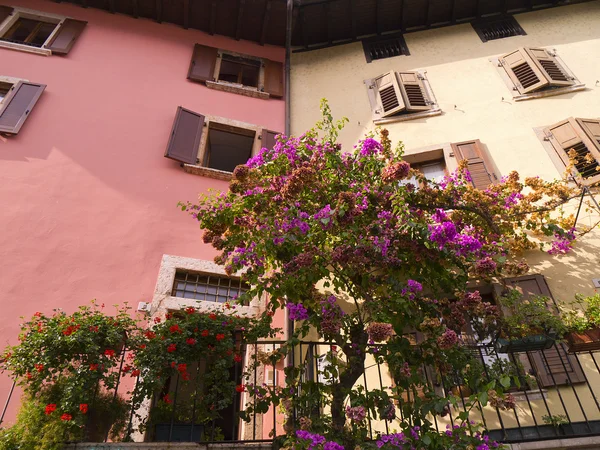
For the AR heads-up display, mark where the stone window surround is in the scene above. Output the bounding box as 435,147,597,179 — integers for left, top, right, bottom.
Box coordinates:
402,142,458,174
0,6,67,56
206,49,270,100
0,75,26,108
490,52,585,102
182,114,270,181
149,254,263,319
364,70,443,125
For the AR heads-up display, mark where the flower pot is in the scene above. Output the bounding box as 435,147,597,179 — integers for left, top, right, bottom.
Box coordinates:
450,385,473,397
154,423,205,442
495,334,555,353
566,327,600,353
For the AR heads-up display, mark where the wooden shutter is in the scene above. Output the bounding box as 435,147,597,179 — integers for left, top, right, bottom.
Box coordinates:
263,59,284,98
46,19,87,55
499,48,548,94
261,129,280,150
0,81,46,135
374,71,405,118
397,72,431,111
164,106,204,165
187,44,218,83
504,275,585,387
526,47,574,88
0,5,14,24
544,118,600,185
451,140,498,189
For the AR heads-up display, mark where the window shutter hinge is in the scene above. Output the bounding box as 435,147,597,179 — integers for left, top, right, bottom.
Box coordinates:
417,74,425,80
449,152,455,157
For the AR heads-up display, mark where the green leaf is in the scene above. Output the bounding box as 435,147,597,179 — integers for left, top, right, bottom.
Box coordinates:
479,391,488,407
500,375,511,389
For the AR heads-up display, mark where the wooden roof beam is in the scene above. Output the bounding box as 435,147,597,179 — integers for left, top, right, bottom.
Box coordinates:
108,0,115,13
235,0,246,40
376,0,383,34
476,0,482,18
300,6,309,48
156,0,162,22
260,0,272,45
349,0,357,40
425,0,432,26
401,0,407,32
183,0,189,29
210,0,217,35
325,2,333,44
132,0,138,17
451,0,457,23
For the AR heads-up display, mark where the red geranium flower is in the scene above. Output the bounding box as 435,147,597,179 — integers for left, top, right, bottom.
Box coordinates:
201,329,209,337
61,413,72,421
34,312,42,317
131,369,141,377
144,331,156,339
171,361,176,368
185,307,196,314
209,313,217,320
177,363,187,373
104,349,116,357
167,344,177,353
89,363,99,371
216,333,225,341
186,338,197,346
139,344,147,350
154,317,162,324
62,325,76,336
122,365,131,373
182,372,190,381
44,404,57,415
79,404,88,414
235,384,245,393
89,326,99,332
26,372,33,380
35,364,44,372
234,354,243,363
169,324,182,334
163,394,172,404
166,313,173,319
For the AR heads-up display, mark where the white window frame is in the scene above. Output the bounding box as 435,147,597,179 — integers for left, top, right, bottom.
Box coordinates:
149,255,262,318
0,7,68,56
0,75,25,108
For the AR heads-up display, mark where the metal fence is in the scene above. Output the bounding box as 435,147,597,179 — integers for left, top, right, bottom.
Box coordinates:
2,339,600,445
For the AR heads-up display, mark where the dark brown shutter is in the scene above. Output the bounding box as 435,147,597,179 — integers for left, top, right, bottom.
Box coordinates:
545,118,600,185
504,275,585,387
187,44,218,83
0,81,46,135
261,129,280,151
263,59,283,98
0,5,14,23
451,140,498,189
46,19,87,55
397,72,431,111
164,106,204,165
499,48,548,94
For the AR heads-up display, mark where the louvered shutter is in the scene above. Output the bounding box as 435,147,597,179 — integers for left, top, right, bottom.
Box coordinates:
0,5,13,24
504,275,585,387
164,107,204,165
526,48,574,88
499,48,548,94
374,71,405,118
397,72,431,111
576,118,600,147
545,118,600,184
261,129,280,150
263,59,284,98
46,19,87,55
451,140,498,189
187,44,218,83
0,81,46,135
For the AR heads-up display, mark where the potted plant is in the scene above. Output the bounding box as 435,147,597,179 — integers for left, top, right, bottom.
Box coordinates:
563,294,600,353
485,357,537,392
495,289,566,353
542,414,569,436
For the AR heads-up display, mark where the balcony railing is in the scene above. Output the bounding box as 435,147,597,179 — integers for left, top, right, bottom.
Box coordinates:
2,339,600,445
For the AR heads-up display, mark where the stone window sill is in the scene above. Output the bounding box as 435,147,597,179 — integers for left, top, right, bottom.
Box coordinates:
373,108,442,125
512,84,586,102
183,164,233,181
206,80,270,100
0,41,51,56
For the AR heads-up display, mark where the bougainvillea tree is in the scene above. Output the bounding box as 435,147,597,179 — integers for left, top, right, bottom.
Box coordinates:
179,101,594,449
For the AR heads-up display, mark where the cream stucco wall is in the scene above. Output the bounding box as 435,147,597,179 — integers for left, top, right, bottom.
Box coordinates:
291,0,600,301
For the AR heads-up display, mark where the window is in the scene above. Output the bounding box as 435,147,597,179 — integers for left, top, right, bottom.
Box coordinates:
187,44,283,99
495,47,583,100
403,140,499,190
541,117,600,186
205,124,255,173
0,7,86,56
471,15,526,43
362,33,410,63
365,71,441,123
172,270,249,304
0,77,45,135
164,106,281,179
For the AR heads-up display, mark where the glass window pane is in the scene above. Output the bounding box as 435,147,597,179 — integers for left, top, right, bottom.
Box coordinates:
205,295,217,303
421,162,446,183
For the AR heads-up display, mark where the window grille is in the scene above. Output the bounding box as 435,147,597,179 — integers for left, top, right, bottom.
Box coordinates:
472,15,526,43
362,34,409,63
172,270,250,304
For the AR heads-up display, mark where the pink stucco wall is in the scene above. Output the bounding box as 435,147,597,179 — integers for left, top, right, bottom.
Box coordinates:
0,0,285,415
